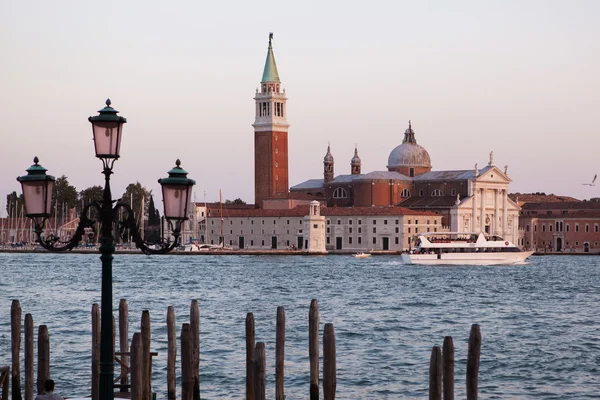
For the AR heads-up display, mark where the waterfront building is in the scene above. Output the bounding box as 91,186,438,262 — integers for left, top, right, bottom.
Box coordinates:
204,203,441,251
291,125,521,244
517,196,600,253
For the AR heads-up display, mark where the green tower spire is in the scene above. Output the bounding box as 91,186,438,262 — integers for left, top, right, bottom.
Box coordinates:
261,32,280,83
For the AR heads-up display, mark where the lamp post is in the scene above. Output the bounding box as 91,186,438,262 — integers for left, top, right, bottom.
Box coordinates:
17,99,196,400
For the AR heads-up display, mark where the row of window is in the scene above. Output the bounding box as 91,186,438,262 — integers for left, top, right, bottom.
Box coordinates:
332,188,458,199
210,218,438,227
326,236,401,245
527,222,599,233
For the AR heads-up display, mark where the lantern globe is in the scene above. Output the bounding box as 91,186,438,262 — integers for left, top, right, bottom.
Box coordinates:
88,99,127,159
16,157,56,225
158,160,196,221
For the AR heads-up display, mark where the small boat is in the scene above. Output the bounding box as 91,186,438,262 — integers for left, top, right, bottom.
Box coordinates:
401,232,534,266
354,252,371,259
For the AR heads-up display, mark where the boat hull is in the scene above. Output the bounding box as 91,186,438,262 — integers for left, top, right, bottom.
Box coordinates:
401,251,534,266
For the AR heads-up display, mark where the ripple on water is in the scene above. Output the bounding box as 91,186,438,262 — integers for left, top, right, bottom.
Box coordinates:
1,253,600,398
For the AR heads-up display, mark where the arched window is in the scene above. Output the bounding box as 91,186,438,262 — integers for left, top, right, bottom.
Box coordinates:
451,188,457,196
401,188,410,198
333,187,347,199
431,189,443,197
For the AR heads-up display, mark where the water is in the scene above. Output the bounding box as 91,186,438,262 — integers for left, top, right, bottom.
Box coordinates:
0,253,599,399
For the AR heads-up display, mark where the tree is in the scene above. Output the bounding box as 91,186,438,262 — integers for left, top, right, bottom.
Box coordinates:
5,192,24,216
52,175,78,220
147,195,161,225
224,198,246,205
121,182,151,220
78,185,104,220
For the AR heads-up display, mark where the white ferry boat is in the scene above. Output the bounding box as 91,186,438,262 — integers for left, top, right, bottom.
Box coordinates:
401,232,534,266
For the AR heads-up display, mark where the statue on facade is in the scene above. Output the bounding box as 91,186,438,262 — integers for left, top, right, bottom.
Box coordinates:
474,163,479,176
489,151,494,166
504,165,508,175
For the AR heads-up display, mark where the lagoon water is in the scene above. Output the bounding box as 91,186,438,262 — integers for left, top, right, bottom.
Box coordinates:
0,253,599,399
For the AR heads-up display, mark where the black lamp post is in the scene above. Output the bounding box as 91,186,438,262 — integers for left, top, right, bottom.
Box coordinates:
17,99,196,400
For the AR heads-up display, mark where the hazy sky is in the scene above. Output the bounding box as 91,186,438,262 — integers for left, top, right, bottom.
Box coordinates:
1,0,599,213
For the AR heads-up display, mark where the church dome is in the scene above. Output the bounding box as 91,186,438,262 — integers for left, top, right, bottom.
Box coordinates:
351,147,361,165
387,121,432,170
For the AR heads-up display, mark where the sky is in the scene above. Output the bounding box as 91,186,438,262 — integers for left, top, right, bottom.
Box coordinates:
1,0,599,214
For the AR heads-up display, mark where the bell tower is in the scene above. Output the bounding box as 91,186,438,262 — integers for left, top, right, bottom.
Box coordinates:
253,33,290,207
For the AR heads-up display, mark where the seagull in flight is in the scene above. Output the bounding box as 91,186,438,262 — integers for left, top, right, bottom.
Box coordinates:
582,174,597,186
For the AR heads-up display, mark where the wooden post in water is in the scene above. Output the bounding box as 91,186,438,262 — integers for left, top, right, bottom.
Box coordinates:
119,299,129,393
1,366,9,400
429,346,442,400
130,333,142,400
245,313,255,400
254,342,266,400
323,323,336,400
36,326,49,395
11,300,21,400
141,310,151,400
466,324,481,400
442,336,454,400
190,300,200,400
91,303,100,400
276,307,285,400
181,323,193,400
166,306,176,400
309,299,319,400
24,314,33,400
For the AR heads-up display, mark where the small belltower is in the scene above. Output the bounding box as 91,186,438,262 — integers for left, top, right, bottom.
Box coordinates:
253,33,290,207
351,146,361,175
323,144,334,184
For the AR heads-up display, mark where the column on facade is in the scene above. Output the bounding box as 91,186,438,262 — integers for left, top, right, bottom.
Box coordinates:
502,189,508,237
471,181,477,232
494,189,500,235
480,188,486,233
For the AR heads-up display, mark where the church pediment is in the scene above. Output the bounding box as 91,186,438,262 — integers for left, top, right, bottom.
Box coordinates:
476,166,512,183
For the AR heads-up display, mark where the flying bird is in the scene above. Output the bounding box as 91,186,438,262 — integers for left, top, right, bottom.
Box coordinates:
582,174,597,186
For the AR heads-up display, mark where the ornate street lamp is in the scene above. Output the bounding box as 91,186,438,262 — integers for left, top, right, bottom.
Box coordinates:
17,99,195,400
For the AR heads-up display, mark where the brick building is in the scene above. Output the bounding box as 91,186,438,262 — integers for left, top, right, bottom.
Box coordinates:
517,198,600,253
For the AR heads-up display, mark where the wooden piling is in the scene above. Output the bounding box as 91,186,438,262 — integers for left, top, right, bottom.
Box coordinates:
11,300,21,400
119,299,129,393
323,323,336,400
1,366,9,400
245,313,255,400
181,324,193,400
429,346,442,400
36,326,49,396
190,300,200,400
442,336,454,400
24,314,33,400
91,303,100,400
309,299,320,400
276,306,285,400
141,310,151,400
254,342,266,400
130,333,142,400
166,306,176,400
466,324,481,400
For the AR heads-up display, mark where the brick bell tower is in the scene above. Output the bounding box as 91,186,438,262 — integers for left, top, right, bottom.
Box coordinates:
253,33,290,208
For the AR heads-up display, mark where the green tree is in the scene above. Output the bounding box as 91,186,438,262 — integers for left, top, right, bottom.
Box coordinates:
52,175,78,220
5,191,24,216
78,185,104,220
121,182,151,221
224,198,246,205
147,195,160,225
